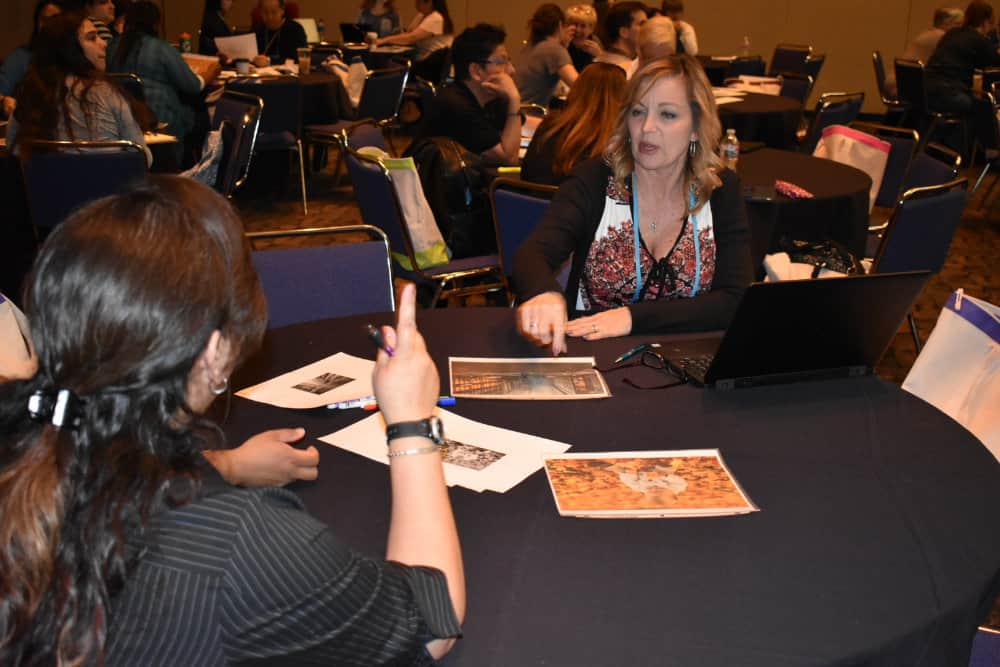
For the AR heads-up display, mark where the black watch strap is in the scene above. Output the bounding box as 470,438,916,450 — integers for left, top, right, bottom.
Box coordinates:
386,416,445,445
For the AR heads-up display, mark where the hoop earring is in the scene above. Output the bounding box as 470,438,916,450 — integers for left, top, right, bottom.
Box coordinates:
210,377,229,396
688,140,698,157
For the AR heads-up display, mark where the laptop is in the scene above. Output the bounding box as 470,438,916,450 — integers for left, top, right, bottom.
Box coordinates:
339,23,369,43
662,271,931,389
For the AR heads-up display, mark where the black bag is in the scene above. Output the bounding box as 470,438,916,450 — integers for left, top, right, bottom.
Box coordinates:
778,237,864,278
404,136,497,259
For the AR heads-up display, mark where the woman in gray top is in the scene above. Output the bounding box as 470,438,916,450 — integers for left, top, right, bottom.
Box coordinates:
7,11,150,165
515,3,579,106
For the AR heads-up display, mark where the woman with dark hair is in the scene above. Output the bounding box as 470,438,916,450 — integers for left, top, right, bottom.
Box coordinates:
515,3,579,105
6,11,150,165
0,176,464,665
514,56,752,352
108,1,219,152
199,0,233,55
357,0,401,37
522,62,626,185
376,0,453,62
0,0,63,118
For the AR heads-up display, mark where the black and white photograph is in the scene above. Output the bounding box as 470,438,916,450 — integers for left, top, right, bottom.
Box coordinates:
442,438,506,471
293,372,355,395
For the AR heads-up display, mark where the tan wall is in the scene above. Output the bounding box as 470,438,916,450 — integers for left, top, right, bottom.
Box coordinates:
1,0,960,113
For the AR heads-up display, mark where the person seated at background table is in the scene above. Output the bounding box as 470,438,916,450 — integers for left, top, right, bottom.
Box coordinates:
566,4,602,72
660,0,698,56
108,1,220,163
885,7,964,95
516,4,579,106
513,56,753,354
415,23,522,165
522,62,626,185
376,0,453,65
0,0,63,120
83,0,116,41
113,0,133,35
594,1,647,72
357,0,401,38
199,0,233,56
6,12,151,167
627,15,677,77
0,175,465,666
251,0,307,66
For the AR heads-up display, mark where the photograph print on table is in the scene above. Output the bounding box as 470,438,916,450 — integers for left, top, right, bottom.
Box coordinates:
293,372,355,395
449,357,611,400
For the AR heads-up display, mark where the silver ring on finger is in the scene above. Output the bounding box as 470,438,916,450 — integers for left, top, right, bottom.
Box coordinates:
592,324,598,334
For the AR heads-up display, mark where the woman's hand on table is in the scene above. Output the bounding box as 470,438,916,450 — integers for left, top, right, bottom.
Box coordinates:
517,291,568,355
205,428,319,487
566,306,633,341
373,283,440,425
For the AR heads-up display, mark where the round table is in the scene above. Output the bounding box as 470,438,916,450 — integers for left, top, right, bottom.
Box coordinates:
225,309,1000,667
718,92,802,149
697,55,732,87
297,71,353,123
737,148,873,275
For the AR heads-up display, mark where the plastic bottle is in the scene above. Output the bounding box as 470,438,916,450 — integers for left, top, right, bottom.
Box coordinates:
317,18,326,43
721,129,739,170
179,32,192,53
740,35,751,58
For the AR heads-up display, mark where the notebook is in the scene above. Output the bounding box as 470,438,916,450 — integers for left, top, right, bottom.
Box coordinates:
662,271,931,389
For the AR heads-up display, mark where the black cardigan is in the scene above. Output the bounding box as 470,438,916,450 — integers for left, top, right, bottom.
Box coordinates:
512,158,753,333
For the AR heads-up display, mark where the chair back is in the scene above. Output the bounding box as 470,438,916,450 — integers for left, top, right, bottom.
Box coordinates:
248,225,394,327
106,72,145,102
20,140,147,232
970,627,1000,667
769,43,811,76
344,119,388,152
357,64,410,124
777,72,813,104
310,44,342,68
893,58,927,120
489,178,557,277
871,177,968,275
212,89,262,197
901,143,961,191
802,91,864,153
872,51,895,103
803,53,825,84
226,76,302,139
850,121,919,208
726,55,765,78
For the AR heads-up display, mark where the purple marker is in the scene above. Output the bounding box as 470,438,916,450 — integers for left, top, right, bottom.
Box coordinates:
365,323,394,357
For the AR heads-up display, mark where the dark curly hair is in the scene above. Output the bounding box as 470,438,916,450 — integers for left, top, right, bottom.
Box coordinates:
0,176,267,665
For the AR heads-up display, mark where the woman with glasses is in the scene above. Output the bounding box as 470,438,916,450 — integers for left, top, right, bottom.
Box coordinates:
515,3,579,106
512,56,752,354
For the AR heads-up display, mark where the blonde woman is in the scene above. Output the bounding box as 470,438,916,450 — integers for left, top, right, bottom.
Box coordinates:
513,56,752,353
566,4,601,71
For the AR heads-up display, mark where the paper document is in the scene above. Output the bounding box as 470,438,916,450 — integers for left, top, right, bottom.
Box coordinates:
543,449,758,518
714,97,744,105
449,357,611,400
215,33,258,60
235,352,374,409
321,409,571,492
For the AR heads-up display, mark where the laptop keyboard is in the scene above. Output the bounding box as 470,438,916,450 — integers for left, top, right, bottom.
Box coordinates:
677,354,714,382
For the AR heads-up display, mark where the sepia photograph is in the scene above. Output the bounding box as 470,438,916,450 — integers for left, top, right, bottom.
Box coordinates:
449,357,611,400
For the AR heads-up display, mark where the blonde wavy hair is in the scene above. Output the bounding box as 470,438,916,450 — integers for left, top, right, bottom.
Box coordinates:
604,55,723,213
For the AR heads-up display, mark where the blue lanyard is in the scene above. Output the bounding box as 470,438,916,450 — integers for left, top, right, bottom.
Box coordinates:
630,175,701,303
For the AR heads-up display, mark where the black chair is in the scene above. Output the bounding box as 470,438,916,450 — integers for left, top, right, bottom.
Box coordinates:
726,55,765,78
106,72,146,102
488,177,558,303
894,58,965,152
901,142,961,191
801,91,864,153
309,44,342,69
849,122,919,221
872,51,907,122
226,76,308,215
768,43,811,76
20,139,148,236
211,89,262,198
803,53,825,87
247,225,395,327
340,139,505,307
777,72,813,105
869,177,969,351
970,89,1000,204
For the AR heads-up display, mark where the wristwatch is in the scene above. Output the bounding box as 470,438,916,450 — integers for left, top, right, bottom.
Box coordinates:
386,416,445,446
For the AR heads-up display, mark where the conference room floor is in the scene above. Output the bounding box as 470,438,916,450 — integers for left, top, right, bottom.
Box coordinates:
232,147,1000,629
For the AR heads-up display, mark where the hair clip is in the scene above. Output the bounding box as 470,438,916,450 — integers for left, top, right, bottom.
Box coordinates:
27,388,83,430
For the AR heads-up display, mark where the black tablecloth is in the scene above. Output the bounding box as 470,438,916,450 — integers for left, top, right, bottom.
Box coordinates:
697,56,731,87
737,148,872,274
298,71,353,124
224,309,1000,667
718,92,802,149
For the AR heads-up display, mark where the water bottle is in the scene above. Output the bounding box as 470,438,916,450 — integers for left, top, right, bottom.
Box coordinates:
721,129,739,170
740,35,751,58
317,18,326,43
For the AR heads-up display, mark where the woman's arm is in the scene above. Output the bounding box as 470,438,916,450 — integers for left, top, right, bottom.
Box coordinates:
558,63,579,86
377,27,432,46
203,429,319,487
158,38,207,93
106,83,154,166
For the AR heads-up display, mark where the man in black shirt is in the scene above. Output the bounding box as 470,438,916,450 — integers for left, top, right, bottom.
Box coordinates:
252,0,307,66
416,23,522,165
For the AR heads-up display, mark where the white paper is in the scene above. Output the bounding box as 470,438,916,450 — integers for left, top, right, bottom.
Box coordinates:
235,353,374,409
215,33,258,60
143,132,178,145
712,87,745,96
320,409,572,493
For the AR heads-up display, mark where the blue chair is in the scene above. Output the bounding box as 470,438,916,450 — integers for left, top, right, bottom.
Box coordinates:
970,627,1000,667
212,89,262,198
869,177,969,351
802,91,864,153
340,140,504,308
226,76,308,215
20,139,148,236
488,177,558,303
768,43,811,77
851,122,919,209
901,143,962,191
247,224,395,328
